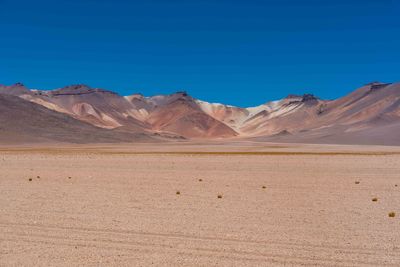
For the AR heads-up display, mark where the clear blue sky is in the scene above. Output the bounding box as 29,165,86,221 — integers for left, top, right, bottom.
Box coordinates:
1,0,399,107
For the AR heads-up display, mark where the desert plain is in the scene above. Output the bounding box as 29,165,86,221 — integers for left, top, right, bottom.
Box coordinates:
1,141,400,266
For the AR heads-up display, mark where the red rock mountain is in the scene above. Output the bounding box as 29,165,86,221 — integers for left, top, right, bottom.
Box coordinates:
0,81,399,145
0,93,156,143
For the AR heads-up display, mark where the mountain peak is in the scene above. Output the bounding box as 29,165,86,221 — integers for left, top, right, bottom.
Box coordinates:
14,82,25,87
301,94,319,102
64,84,91,90
50,84,118,96
370,83,392,92
285,94,302,99
284,93,319,104
365,81,385,86
173,91,189,97
0,82,30,96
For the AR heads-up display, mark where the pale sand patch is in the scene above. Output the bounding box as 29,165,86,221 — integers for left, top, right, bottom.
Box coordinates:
0,143,399,266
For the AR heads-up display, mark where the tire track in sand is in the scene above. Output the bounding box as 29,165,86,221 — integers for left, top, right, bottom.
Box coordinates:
1,221,399,266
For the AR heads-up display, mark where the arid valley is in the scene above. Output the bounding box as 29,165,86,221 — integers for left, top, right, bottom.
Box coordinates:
2,0,400,265
1,142,399,266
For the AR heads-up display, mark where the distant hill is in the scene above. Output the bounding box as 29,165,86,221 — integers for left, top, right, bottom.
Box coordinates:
1,81,399,145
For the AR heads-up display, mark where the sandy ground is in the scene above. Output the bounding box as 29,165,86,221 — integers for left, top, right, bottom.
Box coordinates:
1,142,400,266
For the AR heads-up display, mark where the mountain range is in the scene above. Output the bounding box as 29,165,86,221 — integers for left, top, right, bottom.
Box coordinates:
0,81,399,145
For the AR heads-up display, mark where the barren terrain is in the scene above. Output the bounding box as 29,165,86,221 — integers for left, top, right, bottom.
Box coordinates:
2,82,400,145
1,142,400,266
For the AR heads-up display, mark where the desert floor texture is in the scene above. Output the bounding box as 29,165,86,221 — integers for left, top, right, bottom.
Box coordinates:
1,142,400,266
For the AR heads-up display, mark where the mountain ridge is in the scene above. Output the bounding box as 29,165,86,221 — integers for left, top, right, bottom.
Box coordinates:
1,81,399,145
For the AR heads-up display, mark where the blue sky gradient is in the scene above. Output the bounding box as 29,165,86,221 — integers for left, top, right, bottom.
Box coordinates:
1,0,399,106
